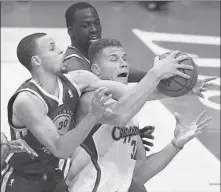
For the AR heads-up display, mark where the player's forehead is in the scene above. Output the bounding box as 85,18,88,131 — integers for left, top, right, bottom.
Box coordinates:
102,46,126,57
74,8,99,22
36,35,55,48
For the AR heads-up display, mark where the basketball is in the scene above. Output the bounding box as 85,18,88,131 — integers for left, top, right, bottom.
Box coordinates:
157,52,198,97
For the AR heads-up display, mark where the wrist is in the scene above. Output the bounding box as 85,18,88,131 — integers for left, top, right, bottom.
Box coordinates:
1,143,10,154
148,68,162,82
171,138,184,150
88,112,102,122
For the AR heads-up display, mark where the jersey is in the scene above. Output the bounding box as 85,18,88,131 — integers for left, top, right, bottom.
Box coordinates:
63,46,91,71
6,74,81,178
67,118,140,192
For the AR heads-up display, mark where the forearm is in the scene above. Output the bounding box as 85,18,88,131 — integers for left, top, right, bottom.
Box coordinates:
55,113,100,158
133,142,181,185
110,69,161,126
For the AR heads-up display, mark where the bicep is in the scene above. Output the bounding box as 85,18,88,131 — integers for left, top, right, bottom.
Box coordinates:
13,93,59,152
68,70,130,100
90,80,130,100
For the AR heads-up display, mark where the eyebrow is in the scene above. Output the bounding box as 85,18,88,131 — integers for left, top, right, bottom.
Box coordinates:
49,41,55,46
109,52,127,57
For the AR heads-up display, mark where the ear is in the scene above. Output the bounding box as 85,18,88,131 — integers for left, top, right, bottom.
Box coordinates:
31,56,41,67
91,64,101,77
68,27,74,38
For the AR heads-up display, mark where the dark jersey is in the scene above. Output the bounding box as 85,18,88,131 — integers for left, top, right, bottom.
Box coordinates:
63,46,91,71
7,74,80,178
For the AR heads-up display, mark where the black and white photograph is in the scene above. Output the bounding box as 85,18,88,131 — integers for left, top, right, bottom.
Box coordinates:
1,1,220,192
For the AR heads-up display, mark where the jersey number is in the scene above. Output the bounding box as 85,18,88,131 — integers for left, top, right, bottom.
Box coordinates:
58,119,68,130
131,140,137,160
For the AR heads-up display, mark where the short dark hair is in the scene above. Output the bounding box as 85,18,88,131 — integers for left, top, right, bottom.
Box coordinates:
88,38,122,64
17,33,47,71
65,2,96,28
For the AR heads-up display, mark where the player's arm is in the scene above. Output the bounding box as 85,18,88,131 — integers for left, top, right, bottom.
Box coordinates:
133,140,181,185
70,70,161,126
132,111,211,185
13,91,108,159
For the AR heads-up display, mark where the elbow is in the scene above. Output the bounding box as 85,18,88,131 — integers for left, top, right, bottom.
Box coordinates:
51,142,71,159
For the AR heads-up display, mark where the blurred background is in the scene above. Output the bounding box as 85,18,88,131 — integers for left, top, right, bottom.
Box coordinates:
1,1,220,192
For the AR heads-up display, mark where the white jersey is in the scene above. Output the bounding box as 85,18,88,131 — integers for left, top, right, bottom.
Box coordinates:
67,118,140,192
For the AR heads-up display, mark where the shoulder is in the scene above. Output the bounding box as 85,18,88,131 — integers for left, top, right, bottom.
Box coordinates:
63,47,90,71
64,56,88,71
13,91,46,115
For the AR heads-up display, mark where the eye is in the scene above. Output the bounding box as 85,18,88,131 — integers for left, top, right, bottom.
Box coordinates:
110,56,117,62
81,22,89,28
122,57,127,61
95,19,100,25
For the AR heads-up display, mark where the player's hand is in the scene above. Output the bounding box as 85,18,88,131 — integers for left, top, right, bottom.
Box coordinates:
190,76,217,98
173,110,212,148
9,139,38,158
1,132,9,145
152,51,193,80
139,126,155,152
1,132,10,158
90,87,114,118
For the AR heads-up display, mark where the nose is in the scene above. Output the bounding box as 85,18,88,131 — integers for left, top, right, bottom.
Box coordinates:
89,24,97,33
119,59,128,68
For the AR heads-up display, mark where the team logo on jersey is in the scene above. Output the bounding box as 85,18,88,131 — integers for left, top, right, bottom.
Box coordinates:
112,126,139,143
52,105,74,135
42,146,52,155
9,178,15,187
68,89,74,98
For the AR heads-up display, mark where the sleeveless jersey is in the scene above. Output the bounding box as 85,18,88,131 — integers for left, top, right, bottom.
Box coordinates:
6,74,99,181
68,118,140,192
63,46,91,71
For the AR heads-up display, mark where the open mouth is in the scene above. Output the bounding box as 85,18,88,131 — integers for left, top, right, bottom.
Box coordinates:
89,36,99,42
117,72,128,78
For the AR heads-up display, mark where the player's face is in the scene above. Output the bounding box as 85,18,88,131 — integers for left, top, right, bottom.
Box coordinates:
36,35,64,74
98,46,129,84
70,8,102,49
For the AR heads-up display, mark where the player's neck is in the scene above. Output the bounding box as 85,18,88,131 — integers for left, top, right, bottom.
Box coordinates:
71,41,89,59
32,71,59,96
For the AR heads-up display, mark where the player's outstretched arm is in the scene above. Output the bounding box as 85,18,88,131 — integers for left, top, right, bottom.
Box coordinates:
13,89,112,159
69,51,193,126
132,110,212,185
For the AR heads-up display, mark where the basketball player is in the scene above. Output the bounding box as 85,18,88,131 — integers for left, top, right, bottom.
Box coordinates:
63,2,156,152
63,2,147,82
63,2,216,153
1,33,191,192
66,38,212,192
